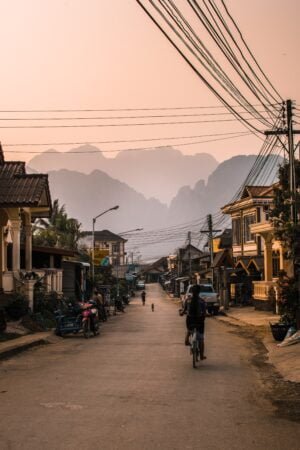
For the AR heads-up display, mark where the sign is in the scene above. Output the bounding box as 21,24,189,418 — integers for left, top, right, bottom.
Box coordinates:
125,273,135,281
93,249,110,266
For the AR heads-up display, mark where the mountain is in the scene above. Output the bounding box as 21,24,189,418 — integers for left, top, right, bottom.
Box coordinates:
47,169,168,232
167,154,282,224
28,145,218,204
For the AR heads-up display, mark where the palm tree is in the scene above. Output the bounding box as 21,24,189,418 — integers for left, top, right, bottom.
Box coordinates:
33,199,82,250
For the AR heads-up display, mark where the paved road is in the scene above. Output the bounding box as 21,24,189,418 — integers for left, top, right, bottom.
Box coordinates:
0,284,299,450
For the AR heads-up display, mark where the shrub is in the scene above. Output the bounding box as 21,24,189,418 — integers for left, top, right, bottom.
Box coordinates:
5,294,29,320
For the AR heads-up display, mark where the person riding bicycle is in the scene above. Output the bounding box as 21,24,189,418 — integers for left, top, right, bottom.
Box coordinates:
141,290,146,305
181,284,206,360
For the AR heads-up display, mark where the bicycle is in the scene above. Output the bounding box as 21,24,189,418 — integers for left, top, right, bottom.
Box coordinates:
190,327,201,369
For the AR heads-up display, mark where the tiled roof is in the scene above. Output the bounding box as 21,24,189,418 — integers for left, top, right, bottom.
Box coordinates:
0,145,51,209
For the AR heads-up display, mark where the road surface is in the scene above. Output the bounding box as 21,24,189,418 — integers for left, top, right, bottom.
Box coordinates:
0,284,299,450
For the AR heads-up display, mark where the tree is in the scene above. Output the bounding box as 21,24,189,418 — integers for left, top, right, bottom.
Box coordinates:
33,199,82,250
270,161,300,325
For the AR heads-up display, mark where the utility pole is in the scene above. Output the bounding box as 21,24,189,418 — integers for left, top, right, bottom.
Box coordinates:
201,214,221,287
188,231,192,279
265,99,300,224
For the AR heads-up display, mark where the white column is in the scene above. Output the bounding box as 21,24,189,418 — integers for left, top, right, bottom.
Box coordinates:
24,224,32,271
10,219,21,272
263,238,273,281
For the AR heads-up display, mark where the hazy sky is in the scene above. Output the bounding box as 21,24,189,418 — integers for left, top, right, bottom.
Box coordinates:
1,0,299,164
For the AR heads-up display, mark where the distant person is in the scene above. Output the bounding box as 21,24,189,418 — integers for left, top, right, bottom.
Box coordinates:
141,290,146,306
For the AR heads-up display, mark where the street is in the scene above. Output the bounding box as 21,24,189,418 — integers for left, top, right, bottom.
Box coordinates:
0,284,299,450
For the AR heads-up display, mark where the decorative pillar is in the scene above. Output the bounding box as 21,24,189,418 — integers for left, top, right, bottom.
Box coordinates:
24,224,32,271
10,219,21,272
263,238,273,281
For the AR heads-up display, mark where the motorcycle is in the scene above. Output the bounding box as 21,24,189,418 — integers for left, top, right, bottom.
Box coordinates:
122,294,130,305
81,300,100,338
55,300,99,338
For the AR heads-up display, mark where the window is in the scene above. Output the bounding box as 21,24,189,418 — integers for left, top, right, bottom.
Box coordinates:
243,214,256,242
232,218,241,245
112,243,120,254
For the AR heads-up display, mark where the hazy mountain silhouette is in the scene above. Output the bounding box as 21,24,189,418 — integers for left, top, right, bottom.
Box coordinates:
167,155,282,225
28,145,218,203
47,169,168,232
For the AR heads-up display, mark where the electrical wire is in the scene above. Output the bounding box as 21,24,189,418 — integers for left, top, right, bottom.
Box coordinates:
3,130,250,147
4,132,253,154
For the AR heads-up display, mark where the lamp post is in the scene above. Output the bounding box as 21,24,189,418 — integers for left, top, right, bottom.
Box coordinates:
92,205,119,283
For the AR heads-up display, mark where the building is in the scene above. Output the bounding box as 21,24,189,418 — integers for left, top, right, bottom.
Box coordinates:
0,145,54,308
80,229,127,266
222,184,292,310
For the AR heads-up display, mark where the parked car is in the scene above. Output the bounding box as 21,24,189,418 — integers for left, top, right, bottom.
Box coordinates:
136,280,146,290
183,284,220,315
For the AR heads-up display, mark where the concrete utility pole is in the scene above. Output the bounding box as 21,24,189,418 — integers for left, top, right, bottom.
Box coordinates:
201,214,221,287
265,99,300,224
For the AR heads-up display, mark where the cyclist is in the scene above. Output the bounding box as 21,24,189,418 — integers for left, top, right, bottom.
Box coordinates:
141,290,146,306
181,284,206,360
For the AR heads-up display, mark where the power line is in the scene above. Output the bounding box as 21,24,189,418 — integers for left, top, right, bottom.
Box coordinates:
3,132,253,154
0,117,268,129
3,130,250,147
0,109,275,121
0,103,281,113
161,0,276,127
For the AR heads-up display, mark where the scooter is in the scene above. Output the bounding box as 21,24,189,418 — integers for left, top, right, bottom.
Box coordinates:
55,301,99,338
81,301,100,338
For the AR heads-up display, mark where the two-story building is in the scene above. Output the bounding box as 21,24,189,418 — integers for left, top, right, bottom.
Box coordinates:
80,230,127,266
221,185,291,310
0,145,57,308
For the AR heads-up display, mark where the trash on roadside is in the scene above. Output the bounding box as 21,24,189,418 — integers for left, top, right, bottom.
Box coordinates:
277,330,300,347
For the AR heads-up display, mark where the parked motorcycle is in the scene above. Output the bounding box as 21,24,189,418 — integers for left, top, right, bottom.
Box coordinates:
81,300,100,338
122,294,130,305
55,300,99,338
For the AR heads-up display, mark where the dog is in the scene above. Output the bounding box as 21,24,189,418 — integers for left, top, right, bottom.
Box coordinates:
151,303,154,312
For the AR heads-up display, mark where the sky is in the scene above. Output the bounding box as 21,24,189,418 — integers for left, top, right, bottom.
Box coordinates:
0,0,299,164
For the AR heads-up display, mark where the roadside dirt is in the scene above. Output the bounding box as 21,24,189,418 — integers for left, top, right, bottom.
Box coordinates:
219,319,300,423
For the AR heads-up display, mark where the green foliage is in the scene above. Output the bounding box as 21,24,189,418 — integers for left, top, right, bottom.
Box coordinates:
33,199,82,250
270,161,300,257
33,290,62,329
5,294,29,320
276,271,298,325
270,162,300,324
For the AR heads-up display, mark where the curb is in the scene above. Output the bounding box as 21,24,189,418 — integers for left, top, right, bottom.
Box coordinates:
0,336,51,361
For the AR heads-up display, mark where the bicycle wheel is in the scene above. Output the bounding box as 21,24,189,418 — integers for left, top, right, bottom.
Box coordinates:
83,319,91,339
192,341,197,368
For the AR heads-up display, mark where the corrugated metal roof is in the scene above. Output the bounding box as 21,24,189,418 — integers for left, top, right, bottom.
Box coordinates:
82,229,126,242
0,146,51,209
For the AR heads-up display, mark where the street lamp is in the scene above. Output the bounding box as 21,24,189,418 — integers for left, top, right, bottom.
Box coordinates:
92,205,119,282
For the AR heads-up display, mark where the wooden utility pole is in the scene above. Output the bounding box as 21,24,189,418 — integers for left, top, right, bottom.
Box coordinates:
200,214,221,287
265,99,300,223
188,231,192,279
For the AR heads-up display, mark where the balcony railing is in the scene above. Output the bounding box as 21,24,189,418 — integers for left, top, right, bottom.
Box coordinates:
253,281,277,301
2,269,63,294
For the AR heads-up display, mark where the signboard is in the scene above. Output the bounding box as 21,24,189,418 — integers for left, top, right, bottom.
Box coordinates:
93,249,110,266
125,273,135,281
